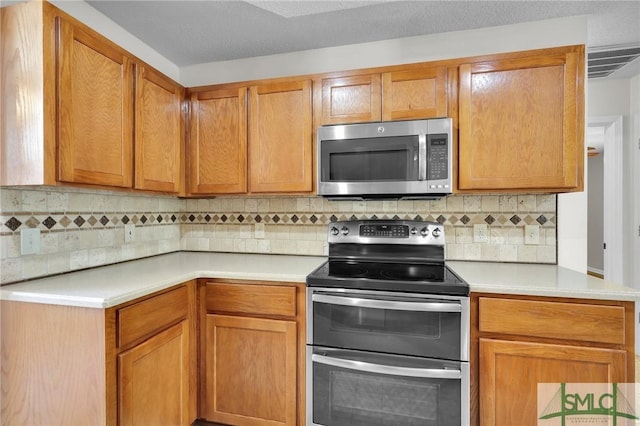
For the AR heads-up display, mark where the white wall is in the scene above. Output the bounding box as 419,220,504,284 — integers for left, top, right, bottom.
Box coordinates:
588,78,637,286
49,0,179,81
182,16,588,86
631,75,640,289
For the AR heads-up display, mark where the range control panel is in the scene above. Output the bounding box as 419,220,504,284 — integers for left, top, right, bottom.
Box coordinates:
328,220,444,245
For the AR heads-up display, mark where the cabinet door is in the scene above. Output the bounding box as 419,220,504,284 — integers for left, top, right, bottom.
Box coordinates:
249,80,312,193
459,48,584,191
203,314,297,426
57,17,134,187
189,87,247,194
382,67,448,120
135,65,183,193
320,74,381,124
479,338,626,426
119,320,191,426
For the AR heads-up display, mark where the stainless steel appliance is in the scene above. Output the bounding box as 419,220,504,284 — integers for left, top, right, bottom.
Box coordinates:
306,220,469,426
317,118,453,199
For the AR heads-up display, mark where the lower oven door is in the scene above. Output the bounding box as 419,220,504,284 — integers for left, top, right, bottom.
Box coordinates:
307,346,470,426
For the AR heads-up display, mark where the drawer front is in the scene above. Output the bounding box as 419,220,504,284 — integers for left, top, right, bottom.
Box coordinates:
118,285,189,348
478,297,626,345
205,282,296,318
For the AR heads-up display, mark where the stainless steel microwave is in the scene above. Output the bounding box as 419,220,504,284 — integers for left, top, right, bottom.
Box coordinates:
317,118,453,199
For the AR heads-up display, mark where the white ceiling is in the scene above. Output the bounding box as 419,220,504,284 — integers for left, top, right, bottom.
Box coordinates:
85,0,640,77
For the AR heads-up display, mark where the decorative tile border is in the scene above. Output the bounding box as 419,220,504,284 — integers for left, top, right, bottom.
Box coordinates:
3,210,556,235
179,212,556,227
2,212,180,234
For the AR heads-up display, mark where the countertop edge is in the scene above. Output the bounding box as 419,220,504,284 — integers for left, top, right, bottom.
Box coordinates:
1,254,638,308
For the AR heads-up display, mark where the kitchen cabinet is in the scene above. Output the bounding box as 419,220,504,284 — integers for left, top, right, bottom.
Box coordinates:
1,1,184,193
200,280,306,426
249,80,313,193
189,87,248,194
57,14,135,188
472,293,634,426
458,45,584,192
188,79,313,195
318,74,382,124
134,65,185,193
317,66,449,125
116,284,195,425
0,281,197,425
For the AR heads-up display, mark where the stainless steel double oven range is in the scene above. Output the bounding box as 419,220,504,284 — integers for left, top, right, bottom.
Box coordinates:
306,220,470,426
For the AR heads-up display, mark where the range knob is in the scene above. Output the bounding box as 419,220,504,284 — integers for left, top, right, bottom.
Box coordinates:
420,227,429,237
410,227,418,235
432,227,441,238
340,226,349,236
330,227,339,236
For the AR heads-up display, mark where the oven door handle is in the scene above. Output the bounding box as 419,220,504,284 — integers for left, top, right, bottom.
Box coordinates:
312,293,462,312
312,354,462,379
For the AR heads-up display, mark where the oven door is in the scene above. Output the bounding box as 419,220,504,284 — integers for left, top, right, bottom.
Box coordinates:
307,346,470,426
307,288,469,361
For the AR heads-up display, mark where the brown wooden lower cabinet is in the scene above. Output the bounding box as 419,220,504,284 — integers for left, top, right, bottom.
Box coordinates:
472,293,635,426
119,320,192,426
0,280,197,426
199,280,306,426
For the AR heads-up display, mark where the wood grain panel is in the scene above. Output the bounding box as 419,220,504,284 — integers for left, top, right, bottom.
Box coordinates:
205,282,296,318
119,320,191,426
57,16,134,187
0,1,57,186
478,297,626,345
320,74,381,124
117,285,189,349
189,87,247,194
382,67,448,120
135,65,183,193
459,48,584,191
248,80,312,193
479,338,626,426
204,314,297,426
0,301,107,425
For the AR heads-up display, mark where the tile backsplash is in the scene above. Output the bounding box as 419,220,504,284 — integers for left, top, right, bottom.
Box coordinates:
1,186,556,284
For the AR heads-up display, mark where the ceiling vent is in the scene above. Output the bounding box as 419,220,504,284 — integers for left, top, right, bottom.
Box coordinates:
588,45,640,79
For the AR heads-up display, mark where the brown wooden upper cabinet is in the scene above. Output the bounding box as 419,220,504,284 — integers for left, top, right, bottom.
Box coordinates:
188,79,313,195
0,2,184,193
189,87,248,194
458,46,584,192
57,15,135,188
135,66,184,193
318,67,449,125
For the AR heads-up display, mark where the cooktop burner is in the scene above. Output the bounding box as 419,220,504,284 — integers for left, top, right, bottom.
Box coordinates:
306,219,469,296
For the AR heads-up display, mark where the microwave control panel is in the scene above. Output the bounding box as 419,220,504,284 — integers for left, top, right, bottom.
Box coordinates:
428,135,449,181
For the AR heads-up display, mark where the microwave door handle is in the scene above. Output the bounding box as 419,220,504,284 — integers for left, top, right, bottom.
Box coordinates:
418,134,427,181
312,354,462,379
312,294,462,313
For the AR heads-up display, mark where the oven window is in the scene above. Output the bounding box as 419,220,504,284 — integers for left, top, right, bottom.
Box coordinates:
313,299,461,360
313,358,461,426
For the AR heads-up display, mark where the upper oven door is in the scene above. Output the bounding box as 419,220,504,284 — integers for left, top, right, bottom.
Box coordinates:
307,288,469,361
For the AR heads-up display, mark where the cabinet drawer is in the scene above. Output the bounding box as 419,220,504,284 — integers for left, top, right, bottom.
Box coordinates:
117,285,189,348
205,283,296,318
478,297,626,345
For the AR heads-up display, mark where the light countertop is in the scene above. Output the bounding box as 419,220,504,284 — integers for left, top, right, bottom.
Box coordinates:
1,252,638,308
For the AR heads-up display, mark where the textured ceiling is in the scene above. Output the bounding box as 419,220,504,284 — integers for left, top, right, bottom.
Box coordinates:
86,0,640,75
